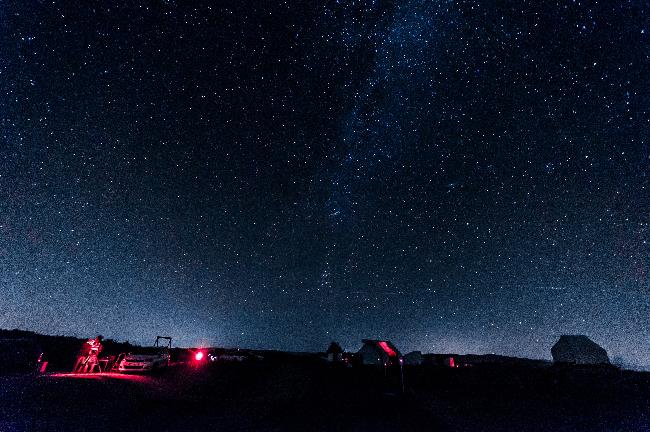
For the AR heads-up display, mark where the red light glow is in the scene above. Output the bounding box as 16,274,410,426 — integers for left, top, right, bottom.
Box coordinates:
195,351,204,361
377,341,397,357
47,373,149,382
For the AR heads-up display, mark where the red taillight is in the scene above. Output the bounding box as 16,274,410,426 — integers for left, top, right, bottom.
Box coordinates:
195,351,204,361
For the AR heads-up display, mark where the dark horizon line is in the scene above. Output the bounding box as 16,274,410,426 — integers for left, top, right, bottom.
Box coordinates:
0,326,593,363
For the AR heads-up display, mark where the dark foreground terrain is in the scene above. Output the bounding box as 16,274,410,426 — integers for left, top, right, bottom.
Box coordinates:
1,359,649,431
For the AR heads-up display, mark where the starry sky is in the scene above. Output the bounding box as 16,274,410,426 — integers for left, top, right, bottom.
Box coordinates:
1,0,649,366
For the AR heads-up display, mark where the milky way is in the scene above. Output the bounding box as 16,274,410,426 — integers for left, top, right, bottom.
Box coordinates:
1,1,648,367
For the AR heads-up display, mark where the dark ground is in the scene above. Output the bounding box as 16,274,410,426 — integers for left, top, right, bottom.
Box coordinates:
1,358,648,432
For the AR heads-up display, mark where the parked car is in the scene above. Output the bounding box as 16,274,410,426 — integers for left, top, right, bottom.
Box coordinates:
117,350,170,372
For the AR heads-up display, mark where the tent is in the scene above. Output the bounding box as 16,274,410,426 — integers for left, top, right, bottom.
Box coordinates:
326,341,344,362
357,339,401,366
551,335,610,365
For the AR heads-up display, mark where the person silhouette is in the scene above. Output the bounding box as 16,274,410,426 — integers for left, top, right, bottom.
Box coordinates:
73,336,103,373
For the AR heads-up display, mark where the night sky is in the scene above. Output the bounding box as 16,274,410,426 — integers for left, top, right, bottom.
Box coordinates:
1,1,649,366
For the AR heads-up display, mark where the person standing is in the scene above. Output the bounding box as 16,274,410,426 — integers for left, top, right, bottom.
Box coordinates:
73,336,103,373
84,336,103,373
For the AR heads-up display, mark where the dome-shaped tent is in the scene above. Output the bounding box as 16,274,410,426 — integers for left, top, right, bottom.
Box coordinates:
357,339,401,366
551,335,610,365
